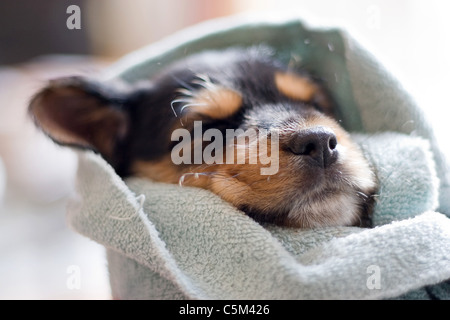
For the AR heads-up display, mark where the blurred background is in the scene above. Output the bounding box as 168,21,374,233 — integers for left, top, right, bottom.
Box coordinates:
0,0,449,299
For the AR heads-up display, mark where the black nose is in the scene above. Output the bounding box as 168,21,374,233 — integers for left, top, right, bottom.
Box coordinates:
287,127,338,168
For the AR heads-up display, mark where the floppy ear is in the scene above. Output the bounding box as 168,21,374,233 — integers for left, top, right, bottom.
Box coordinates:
29,76,129,159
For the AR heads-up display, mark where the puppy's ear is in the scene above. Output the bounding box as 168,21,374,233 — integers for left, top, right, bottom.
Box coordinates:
29,76,129,159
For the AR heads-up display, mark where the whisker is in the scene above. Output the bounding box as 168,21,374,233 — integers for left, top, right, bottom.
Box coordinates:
170,100,179,117
356,191,368,199
175,88,194,96
193,73,217,90
194,73,210,82
180,103,208,113
178,172,212,186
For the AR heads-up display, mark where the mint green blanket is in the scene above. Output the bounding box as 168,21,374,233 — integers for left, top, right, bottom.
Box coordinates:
68,15,450,299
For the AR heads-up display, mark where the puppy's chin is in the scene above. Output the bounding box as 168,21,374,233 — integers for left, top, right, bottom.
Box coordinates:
280,161,376,228
285,188,366,228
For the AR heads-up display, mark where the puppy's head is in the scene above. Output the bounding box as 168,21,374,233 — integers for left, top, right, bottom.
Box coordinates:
29,48,378,228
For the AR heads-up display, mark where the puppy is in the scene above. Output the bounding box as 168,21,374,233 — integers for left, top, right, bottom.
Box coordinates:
29,47,378,228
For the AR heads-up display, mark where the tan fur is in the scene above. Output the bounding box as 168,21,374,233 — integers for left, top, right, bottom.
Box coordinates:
274,72,332,113
190,87,242,119
132,157,182,184
275,72,317,101
176,76,242,120
132,112,376,228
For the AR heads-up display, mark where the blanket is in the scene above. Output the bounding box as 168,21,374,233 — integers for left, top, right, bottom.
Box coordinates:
67,14,450,299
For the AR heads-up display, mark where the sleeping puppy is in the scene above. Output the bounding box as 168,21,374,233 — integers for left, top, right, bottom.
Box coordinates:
29,47,378,228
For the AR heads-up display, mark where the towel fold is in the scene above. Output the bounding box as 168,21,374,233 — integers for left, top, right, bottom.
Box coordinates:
353,133,440,226
66,14,450,299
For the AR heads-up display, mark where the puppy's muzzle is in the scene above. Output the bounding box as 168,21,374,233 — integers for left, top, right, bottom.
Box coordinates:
287,127,338,168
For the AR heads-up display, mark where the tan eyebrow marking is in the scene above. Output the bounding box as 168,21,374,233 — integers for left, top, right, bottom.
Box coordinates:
189,86,242,119
274,71,319,102
174,74,242,120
